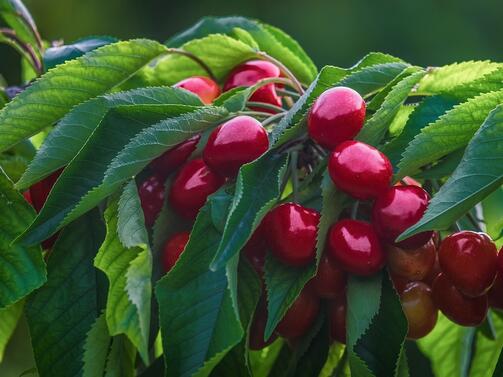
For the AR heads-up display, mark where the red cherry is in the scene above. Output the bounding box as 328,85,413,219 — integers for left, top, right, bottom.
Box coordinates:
438,231,497,297
390,272,410,294
328,294,347,344
422,255,441,286
223,60,282,111
265,203,320,267
174,76,221,104
139,175,165,227
497,247,503,274
169,159,225,220
327,219,385,276
276,287,320,339
372,185,432,249
432,273,488,327
386,238,436,281
307,87,366,150
310,254,346,299
400,282,438,339
23,190,32,205
328,141,392,200
489,273,503,310
149,134,200,178
29,169,63,213
161,231,189,273
203,116,269,177
249,297,278,350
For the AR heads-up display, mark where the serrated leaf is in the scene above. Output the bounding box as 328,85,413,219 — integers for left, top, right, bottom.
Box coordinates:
0,0,40,52
25,209,105,377
249,340,285,377
482,187,503,241
83,313,112,377
404,342,434,377
0,300,23,362
397,89,503,178
0,168,45,308
0,39,167,152
398,104,503,241
492,347,503,377
104,336,136,377
352,52,405,69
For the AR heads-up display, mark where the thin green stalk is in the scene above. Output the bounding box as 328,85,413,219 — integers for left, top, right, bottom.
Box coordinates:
290,151,299,202
247,101,285,113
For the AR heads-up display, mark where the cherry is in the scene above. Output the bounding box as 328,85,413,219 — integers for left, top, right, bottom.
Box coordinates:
390,272,410,294
307,87,366,150
173,76,221,104
203,116,269,177
400,282,438,339
438,231,497,297
276,286,320,339
224,60,282,111
372,185,432,249
265,203,320,267
169,158,225,220
488,273,503,311
327,219,385,276
386,238,436,281
432,273,488,327
249,297,278,350
139,175,165,227
149,134,200,178
161,231,189,273
328,295,347,344
310,254,346,299
497,247,503,274
422,255,441,287
328,141,392,200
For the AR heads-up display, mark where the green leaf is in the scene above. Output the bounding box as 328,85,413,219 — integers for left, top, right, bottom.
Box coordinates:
104,336,136,377
492,348,503,377
25,208,105,377
0,39,167,152
397,89,503,179
470,313,503,377
0,0,40,52
83,313,112,377
404,342,434,377
0,168,45,308
249,340,284,377
482,187,503,241
0,300,23,362
398,104,503,241
418,149,464,180
352,52,405,69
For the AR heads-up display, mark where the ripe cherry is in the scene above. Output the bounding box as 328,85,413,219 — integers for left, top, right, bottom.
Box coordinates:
372,185,432,249
328,140,392,200
497,247,503,274
161,231,189,273
390,272,410,294
327,219,385,276
174,76,221,104
328,295,347,344
276,286,320,339
422,255,441,287
249,297,278,350
265,203,320,267
310,254,346,299
139,175,165,227
386,238,436,281
432,273,488,327
400,282,438,339
488,273,503,311
438,231,497,297
150,134,200,178
223,60,282,111
169,158,225,220
203,116,269,177
307,87,366,150
23,190,32,205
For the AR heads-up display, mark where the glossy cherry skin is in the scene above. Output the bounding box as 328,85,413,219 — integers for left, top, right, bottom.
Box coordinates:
307,87,366,150
150,134,200,178
432,273,488,327
203,116,269,177
223,60,282,111
174,76,221,104
310,254,347,299
265,203,320,267
249,297,278,350
328,141,392,200
327,219,385,276
497,247,503,274
169,158,225,220
328,295,347,344
276,287,320,339
386,238,436,281
489,273,503,311
139,175,165,227
372,185,432,249
161,231,189,273
400,282,438,339
438,231,497,297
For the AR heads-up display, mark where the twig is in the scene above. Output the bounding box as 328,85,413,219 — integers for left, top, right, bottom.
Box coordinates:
256,51,305,94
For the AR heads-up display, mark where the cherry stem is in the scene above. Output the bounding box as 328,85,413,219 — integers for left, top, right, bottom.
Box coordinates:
166,48,217,82
256,51,305,94
276,88,300,98
247,101,285,113
238,110,272,118
290,150,299,202
351,201,360,220
261,112,286,128
0,28,43,75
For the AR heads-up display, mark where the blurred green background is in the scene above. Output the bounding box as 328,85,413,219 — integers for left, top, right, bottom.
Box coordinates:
2,0,503,85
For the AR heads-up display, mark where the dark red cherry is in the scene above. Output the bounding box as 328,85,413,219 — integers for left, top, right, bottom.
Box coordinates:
307,87,366,150
249,296,278,350
174,76,221,104
169,158,225,220
497,247,503,274
328,294,347,344
372,185,432,249
23,190,32,205
223,60,282,111
386,238,436,281
390,272,410,294
150,134,200,178
489,273,503,311
438,231,497,297
276,287,320,339
422,255,441,286
328,141,392,200
310,254,346,299
265,203,320,267
203,116,269,177
432,273,488,327
327,219,385,276
139,175,165,227
161,231,189,273
400,282,438,339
